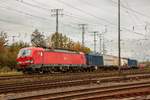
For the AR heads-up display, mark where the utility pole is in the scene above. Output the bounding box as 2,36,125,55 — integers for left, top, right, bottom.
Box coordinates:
51,9,63,33
97,25,107,55
102,35,106,55
97,34,102,54
51,9,63,48
79,24,87,50
10,34,19,43
12,36,16,43
94,32,97,53
91,31,98,53
118,0,121,72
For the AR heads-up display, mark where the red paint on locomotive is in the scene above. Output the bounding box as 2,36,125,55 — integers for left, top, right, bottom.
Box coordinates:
16,47,86,69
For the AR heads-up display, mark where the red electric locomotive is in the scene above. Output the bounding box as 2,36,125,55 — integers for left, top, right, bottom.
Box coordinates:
16,47,87,73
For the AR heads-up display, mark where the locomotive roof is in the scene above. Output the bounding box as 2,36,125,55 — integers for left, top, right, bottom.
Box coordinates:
21,47,44,51
45,49,80,54
22,47,82,54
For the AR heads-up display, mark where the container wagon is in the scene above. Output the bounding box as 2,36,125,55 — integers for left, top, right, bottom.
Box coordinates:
85,53,103,70
103,55,118,67
128,59,138,68
103,55,128,69
103,55,119,69
121,58,128,69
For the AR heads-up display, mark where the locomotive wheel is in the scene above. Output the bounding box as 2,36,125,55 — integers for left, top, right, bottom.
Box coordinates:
39,69,44,74
23,70,32,74
22,70,28,74
90,66,98,71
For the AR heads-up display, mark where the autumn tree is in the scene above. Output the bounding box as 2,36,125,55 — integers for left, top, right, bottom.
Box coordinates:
50,32,91,53
0,31,7,51
0,32,8,68
51,32,63,48
6,42,29,69
72,41,91,53
0,31,29,70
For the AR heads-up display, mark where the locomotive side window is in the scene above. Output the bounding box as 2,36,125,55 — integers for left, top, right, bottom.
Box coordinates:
40,52,43,56
37,51,43,56
18,49,31,57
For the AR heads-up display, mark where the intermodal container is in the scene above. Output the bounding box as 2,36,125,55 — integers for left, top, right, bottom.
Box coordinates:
103,55,118,67
86,54,103,66
128,59,138,68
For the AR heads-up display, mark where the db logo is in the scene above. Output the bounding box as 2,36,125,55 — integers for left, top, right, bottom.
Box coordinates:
64,57,67,60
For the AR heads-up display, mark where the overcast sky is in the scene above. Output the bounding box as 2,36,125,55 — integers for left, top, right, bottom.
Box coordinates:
0,0,150,61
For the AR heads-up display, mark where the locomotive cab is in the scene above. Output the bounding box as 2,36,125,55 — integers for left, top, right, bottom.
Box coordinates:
16,47,44,72
17,48,33,69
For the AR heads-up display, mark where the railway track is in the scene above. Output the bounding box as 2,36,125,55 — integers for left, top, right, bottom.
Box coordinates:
74,82,150,100
11,80,150,100
0,69,149,81
1,73,150,94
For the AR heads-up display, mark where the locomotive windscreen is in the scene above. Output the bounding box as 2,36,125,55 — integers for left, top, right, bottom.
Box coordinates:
17,49,31,57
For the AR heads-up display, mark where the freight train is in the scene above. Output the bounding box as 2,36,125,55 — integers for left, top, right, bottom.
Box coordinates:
86,53,137,70
16,47,138,73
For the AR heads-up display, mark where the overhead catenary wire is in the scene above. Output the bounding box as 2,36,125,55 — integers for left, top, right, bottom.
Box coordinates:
55,0,115,25
13,0,81,30
0,4,79,31
14,0,148,36
11,1,99,32
68,0,147,36
0,5,55,30
16,0,107,27
55,0,146,36
0,0,148,47
16,0,50,11
77,0,146,35
64,14,104,27
123,0,143,25
111,0,150,20
1,0,149,60
120,0,146,33
0,5,50,21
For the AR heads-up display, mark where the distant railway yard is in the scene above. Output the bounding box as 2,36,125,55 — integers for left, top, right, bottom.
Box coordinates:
0,69,150,100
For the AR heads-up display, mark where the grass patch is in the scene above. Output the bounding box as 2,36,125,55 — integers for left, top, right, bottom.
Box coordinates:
0,67,22,76
0,71,22,76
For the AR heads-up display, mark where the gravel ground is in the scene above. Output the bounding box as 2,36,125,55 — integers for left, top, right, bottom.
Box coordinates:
1,79,150,100
0,70,148,85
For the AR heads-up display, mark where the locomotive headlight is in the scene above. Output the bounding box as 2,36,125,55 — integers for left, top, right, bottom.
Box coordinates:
17,62,21,64
26,60,33,63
